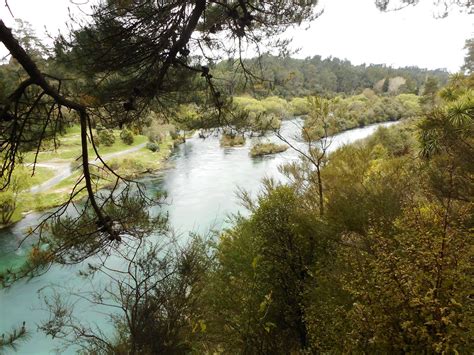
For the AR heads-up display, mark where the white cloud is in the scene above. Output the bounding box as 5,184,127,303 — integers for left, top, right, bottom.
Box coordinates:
1,0,472,71
286,0,473,71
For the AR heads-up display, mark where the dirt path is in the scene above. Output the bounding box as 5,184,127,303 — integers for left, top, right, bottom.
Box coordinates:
29,142,147,193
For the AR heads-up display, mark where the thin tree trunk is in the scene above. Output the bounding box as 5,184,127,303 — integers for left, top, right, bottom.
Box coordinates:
316,166,324,216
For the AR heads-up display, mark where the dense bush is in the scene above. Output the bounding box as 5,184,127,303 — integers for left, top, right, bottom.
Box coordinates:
120,128,134,145
234,95,290,118
232,96,285,133
96,126,116,146
303,93,421,141
289,97,311,116
146,142,160,152
366,123,417,157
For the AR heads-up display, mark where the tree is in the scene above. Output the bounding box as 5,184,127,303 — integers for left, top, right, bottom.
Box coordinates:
96,125,116,146
461,37,474,74
0,166,29,225
0,0,320,273
39,232,211,354
420,76,439,109
203,183,324,353
120,128,134,145
11,19,48,59
382,77,390,93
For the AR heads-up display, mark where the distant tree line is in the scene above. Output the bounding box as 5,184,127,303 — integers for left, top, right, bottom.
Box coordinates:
213,54,450,97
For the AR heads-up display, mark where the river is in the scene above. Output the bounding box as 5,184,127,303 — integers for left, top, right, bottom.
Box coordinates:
0,119,397,354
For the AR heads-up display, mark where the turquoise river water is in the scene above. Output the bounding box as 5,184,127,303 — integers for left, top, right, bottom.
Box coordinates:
0,119,397,354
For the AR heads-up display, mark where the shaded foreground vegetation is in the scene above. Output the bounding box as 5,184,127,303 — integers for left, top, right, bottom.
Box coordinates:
201,76,472,352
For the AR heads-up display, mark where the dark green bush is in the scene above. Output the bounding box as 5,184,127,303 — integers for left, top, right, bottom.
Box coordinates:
146,142,160,152
97,128,115,146
120,128,134,145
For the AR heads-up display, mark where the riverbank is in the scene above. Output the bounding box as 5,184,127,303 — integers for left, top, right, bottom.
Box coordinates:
0,120,400,354
300,93,418,141
1,134,176,229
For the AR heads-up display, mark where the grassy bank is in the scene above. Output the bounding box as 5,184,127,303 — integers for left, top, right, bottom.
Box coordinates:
302,93,419,141
1,166,57,225
22,126,148,163
3,135,174,227
250,143,288,157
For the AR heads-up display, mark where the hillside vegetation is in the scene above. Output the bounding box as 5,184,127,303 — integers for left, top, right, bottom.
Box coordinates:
214,55,450,97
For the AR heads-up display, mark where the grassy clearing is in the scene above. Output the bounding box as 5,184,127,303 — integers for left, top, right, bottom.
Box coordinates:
250,143,288,157
14,136,174,216
95,134,147,155
27,166,56,186
108,138,173,178
22,126,147,163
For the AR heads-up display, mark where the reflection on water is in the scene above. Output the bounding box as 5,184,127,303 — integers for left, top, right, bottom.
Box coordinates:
0,119,397,354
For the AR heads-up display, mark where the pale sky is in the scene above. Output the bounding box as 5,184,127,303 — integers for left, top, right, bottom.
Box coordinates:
0,0,472,72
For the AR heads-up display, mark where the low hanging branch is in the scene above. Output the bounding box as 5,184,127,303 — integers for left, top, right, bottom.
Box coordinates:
0,0,207,235
0,1,211,272
0,19,117,239
0,0,321,282
0,1,212,279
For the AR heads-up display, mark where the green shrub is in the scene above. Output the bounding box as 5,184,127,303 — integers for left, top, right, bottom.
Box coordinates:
261,96,290,118
220,134,246,147
97,128,115,146
146,128,163,144
290,97,310,116
146,142,160,152
145,119,177,143
250,143,288,157
121,158,146,174
120,128,134,145
169,129,179,140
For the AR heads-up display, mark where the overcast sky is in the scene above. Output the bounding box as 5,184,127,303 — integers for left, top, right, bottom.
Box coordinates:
1,0,472,72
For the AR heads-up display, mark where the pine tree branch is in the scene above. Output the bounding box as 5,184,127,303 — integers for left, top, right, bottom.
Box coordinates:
0,19,114,238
